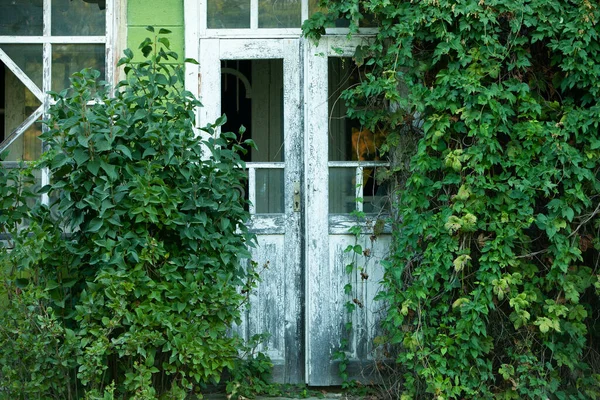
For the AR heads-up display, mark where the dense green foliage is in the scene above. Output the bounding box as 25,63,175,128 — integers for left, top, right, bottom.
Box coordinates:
305,1,600,398
0,29,265,399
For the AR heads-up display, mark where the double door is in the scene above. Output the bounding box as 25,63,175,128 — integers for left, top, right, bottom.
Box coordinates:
197,37,389,385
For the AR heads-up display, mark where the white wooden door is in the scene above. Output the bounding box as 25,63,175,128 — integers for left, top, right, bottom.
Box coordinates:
198,38,304,383
305,37,390,386
197,37,389,385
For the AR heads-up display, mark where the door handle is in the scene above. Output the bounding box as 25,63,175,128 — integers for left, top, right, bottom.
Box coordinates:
293,181,301,212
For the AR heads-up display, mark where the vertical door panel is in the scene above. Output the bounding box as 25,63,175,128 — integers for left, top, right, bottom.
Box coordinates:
304,41,332,385
305,39,390,385
200,39,304,383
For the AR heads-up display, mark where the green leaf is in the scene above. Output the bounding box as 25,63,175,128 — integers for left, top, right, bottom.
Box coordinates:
116,144,132,160
158,37,170,49
74,148,90,165
87,159,101,175
87,218,103,232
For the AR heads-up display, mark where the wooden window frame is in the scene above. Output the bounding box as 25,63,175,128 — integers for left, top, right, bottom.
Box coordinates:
0,0,122,203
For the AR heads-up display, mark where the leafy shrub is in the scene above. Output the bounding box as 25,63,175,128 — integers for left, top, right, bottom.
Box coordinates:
305,1,600,398
1,28,261,399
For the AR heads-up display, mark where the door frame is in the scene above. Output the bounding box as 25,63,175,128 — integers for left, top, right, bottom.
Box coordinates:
185,1,384,382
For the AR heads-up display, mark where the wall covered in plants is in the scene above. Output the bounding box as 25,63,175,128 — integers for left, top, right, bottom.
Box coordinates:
305,1,600,398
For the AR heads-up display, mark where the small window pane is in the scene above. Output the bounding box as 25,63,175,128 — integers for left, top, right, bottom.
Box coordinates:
259,0,301,28
52,0,105,36
2,121,43,161
208,0,251,29
362,167,388,214
255,169,284,214
1,45,43,89
0,0,43,36
52,44,105,92
329,168,356,214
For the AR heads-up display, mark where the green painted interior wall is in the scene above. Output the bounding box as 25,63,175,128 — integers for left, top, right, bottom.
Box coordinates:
127,0,185,61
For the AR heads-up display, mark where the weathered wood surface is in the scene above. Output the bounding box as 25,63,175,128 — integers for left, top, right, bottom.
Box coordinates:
196,35,389,385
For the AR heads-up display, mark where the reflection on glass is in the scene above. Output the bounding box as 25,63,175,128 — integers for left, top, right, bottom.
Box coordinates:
52,0,105,36
362,167,388,213
0,0,43,35
328,57,389,214
2,122,43,161
328,57,357,161
52,44,105,91
259,0,301,28
255,169,284,213
208,0,251,28
1,62,43,161
328,57,386,162
329,168,356,214
1,45,43,89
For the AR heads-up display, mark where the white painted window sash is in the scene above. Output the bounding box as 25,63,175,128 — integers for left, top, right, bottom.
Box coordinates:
0,0,118,205
192,0,379,39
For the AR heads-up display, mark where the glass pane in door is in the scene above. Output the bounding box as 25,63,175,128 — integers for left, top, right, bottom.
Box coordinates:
221,59,284,214
328,57,388,213
329,167,356,214
362,166,388,213
255,169,284,213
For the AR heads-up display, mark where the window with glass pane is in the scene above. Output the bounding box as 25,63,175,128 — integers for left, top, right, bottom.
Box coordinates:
0,0,43,36
328,57,388,214
52,0,105,36
259,0,301,28
0,0,108,162
221,59,285,214
52,44,105,91
208,0,251,28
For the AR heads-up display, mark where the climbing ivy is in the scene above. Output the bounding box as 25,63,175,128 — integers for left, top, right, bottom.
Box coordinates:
305,1,600,398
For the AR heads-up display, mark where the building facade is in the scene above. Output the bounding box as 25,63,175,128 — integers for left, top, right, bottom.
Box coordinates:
0,0,389,385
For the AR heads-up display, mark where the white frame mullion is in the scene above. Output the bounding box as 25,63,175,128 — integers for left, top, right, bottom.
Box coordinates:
250,0,259,30
40,0,52,204
43,0,51,37
248,167,257,214
355,166,364,212
105,0,116,89
301,0,309,25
